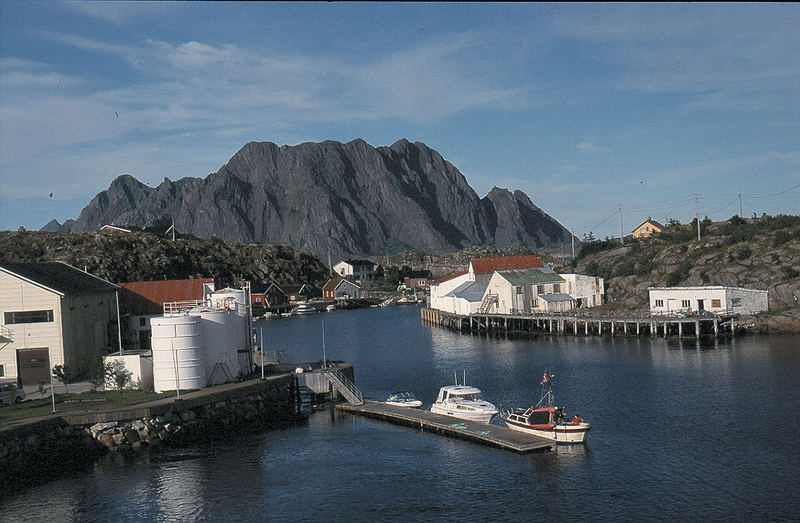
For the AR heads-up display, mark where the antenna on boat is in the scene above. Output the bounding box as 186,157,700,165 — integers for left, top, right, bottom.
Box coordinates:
453,370,457,386
463,369,466,386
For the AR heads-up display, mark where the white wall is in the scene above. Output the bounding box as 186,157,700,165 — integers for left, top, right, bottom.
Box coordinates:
429,273,471,312
649,287,768,315
561,274,604,308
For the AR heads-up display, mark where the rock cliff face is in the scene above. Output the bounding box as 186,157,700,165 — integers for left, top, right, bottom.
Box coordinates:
66,139,571,258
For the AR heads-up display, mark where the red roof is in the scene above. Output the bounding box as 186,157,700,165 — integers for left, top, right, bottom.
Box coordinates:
118,278,214,315
430,270,468,286
470,255,544,274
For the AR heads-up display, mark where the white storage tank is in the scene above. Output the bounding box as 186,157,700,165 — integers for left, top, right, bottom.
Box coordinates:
198,309,241,385
151,316,206,393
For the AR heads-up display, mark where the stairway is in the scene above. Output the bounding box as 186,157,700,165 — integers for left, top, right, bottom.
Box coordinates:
478,293,499,314
321,366,364,405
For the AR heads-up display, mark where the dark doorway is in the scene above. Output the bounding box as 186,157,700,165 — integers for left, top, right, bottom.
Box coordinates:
697,299,705,313
16,348,50,386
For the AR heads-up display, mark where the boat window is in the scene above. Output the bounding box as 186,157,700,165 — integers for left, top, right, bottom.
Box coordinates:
528,411,551,425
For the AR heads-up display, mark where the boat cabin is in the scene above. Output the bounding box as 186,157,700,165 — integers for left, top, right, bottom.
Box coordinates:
506,406,566,427
436,385,484,403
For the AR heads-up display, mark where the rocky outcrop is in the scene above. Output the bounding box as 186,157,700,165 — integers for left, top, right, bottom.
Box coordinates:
63,139,572,258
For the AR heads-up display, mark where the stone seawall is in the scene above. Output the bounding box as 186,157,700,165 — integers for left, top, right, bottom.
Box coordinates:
0,374,300,498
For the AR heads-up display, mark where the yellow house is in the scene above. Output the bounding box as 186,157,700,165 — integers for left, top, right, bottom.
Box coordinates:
0,262,119,385
632,217,664,239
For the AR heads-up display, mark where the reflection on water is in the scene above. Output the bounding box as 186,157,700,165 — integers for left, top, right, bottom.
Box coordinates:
3,307,800,521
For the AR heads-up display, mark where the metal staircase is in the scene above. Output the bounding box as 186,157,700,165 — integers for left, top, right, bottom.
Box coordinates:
321,366,363,405
478,293,499,314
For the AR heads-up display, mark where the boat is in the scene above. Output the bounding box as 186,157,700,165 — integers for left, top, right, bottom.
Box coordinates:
500,370,590,444
325,304,336,312
379,296,397,307
430,372,498,423
397,294,418,305
384,391,423,408
261,311,278,319
292,303,316,316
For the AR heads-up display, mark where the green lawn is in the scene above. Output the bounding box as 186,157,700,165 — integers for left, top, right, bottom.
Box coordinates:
0,390,169,423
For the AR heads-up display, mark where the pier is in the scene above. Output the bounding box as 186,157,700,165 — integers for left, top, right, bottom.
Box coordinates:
337,402,554,453
421,308,738,339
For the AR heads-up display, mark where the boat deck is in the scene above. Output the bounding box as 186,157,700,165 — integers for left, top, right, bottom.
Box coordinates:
336,401,554,453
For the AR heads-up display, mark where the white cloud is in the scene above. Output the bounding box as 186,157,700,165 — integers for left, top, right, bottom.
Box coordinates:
576,138,608,155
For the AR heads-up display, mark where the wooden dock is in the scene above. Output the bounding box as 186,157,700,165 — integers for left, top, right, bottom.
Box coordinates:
421,307,738,339
336,402,554,453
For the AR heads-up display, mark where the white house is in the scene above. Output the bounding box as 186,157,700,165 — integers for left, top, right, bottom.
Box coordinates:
560,274,605,308
0,262,119,385
648,286,768,315
322,278,363,300
428,271,470,313
484,268,573,314
333,259,380,282
439,281,486,316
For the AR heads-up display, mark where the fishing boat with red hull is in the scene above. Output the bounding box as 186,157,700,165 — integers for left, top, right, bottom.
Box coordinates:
501,370,590,444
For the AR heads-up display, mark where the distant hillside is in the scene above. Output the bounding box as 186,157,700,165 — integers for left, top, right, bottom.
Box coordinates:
0,230,329,289
558,215,800,331
61,139,572,259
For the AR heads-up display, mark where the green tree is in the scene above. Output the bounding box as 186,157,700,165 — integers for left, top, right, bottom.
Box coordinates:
51,364,73,393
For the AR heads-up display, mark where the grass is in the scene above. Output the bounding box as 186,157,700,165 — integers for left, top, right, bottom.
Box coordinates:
0,390,170,424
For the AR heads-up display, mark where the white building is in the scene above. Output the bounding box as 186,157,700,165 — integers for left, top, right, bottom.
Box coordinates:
439,281,486,316
428,271,470,313
0,262,119,386
333,259,380,282
484,268,573,314
648,286,768,315
560,274,605,308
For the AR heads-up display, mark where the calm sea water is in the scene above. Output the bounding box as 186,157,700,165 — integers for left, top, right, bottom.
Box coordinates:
3,306,799,521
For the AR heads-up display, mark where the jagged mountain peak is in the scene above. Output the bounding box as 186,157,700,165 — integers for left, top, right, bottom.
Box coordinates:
67,139,571,258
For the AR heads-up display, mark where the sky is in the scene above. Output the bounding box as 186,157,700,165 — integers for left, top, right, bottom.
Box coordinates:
1,2,798,241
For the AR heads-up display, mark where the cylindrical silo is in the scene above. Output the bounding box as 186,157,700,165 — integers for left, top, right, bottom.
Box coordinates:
151,315,206,392
198,309,241,384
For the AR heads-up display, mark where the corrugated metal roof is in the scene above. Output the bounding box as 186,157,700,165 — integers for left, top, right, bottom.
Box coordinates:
496,268,564,285
1,262,118,295
446,281,486,301
118,278,213,315
539,293,574,302
470,255,544,275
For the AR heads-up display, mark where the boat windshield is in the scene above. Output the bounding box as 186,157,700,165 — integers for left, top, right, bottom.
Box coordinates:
450,392,481,401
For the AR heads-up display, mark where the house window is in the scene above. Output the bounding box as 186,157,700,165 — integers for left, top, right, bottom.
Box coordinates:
139,317,147,327
681,300,690,308
711,299,721,308
531,299,538,308
516,286,523,295
655,299,664,307
537,285,545,295
731,297,742,307
0,364,4,377
4,310,54,324
553,284,561,294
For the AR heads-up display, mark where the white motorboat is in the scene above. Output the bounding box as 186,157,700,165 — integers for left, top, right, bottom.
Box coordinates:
384,391,423,408
292,303,316,315
326,304,336,312
430,373,498,423
500,370,590,444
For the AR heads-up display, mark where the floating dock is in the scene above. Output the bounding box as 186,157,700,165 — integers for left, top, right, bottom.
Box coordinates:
336,402,554,453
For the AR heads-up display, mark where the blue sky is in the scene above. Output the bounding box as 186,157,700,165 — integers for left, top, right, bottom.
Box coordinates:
1,2,798,240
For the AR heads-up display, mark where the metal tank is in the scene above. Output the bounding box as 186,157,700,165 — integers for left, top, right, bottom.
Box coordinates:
197,309,242,385
151,315,206,393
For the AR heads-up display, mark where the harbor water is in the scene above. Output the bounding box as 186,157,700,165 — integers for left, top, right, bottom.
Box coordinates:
3,306,799,520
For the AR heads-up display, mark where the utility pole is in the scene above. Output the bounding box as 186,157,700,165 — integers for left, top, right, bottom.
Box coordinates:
739,192,743,217
618,204,624,245
571,228,575,259
695,194,701,241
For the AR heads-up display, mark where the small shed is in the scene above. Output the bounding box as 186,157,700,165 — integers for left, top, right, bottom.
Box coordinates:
648,286,768,315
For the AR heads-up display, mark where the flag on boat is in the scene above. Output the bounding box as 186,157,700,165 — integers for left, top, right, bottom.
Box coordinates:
541,370,550,385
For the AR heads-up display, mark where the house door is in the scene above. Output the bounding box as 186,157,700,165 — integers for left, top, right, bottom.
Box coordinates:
16,348,50,386
697,299,705,313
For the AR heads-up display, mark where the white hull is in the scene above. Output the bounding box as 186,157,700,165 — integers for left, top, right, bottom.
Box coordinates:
386,400,423,408
430,404,497,423
293,305,316,315
504,420,590,443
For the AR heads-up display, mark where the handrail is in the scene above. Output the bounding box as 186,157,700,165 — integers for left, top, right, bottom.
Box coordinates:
322,366,363,405
0,325,12,342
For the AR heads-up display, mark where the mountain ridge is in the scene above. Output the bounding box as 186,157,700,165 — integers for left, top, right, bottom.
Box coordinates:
62,138,572,259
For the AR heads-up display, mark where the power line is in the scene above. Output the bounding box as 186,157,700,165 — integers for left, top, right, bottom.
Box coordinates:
743,183,800,199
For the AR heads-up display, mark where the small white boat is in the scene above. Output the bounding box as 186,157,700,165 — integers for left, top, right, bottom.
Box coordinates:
379,296,397,307
292,303,316,315
500,370,590,444
430,373,498,423
384,391,423,408
261,311,277,319
326,304,336,312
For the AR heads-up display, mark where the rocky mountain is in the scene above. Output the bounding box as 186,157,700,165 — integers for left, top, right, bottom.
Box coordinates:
64,139,572,259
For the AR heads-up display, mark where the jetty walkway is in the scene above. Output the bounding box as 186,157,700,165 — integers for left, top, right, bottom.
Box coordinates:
421,308,738,339
337,402,553,453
